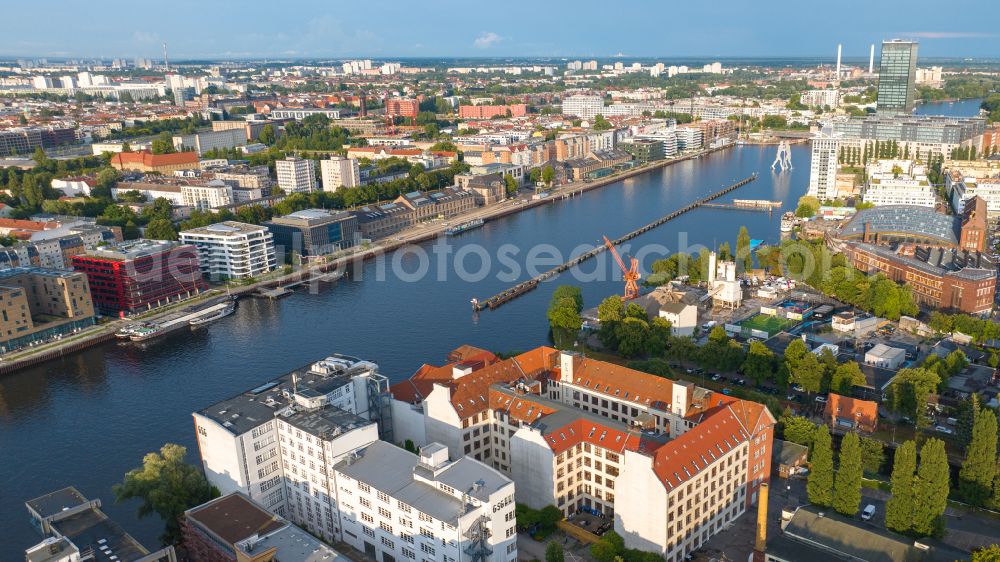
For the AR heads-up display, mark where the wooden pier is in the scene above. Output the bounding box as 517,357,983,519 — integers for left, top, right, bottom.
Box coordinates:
471,173,758,311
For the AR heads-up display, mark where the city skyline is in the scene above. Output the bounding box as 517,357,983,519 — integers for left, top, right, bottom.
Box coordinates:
4,0,1000,59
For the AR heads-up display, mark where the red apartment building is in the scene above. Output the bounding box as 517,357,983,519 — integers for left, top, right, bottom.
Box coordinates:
458,104,529,119
71,240,206,316
383,98,419,119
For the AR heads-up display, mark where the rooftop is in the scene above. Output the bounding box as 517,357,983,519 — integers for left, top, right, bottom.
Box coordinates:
78,239,180,261
181,221,269,237
185,493,285,546
335,441,512,525
196,354,377,436
840,206,960,246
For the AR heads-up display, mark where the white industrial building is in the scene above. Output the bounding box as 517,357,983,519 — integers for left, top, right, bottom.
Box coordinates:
172,128,248,155
320,156,361,191
865,343,906,369
276,156,316,193
561,95,604,120
708,253,743,309
179,221,276,280
658,302,698,336
193,355,516,562
800,89,840,108
389,346,775,561
807,128,842,200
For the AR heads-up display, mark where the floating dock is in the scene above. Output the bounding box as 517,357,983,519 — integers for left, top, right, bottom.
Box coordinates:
472,173,758,311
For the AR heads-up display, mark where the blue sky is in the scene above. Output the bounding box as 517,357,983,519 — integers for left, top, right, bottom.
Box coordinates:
5,0,999,59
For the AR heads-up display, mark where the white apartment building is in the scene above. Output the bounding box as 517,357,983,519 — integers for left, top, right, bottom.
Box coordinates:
675,127,703,151
800,89,840,108
333,441,516,562
181,180,233,211
179,221,276,280
862,159,935,207
948,168,1000,217
808,129,842,200
658,302,698,336
193,355,391,518
172,128,248,155
321,156,361,191
562,95,604,120
193,355,517,562
389,346,775,562
276,156,316,193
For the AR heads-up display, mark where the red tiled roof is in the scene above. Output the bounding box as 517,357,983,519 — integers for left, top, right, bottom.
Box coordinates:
544,417,644,456
653,405,750,490
111,150,198,168
824,393,878,430
0,218,59,231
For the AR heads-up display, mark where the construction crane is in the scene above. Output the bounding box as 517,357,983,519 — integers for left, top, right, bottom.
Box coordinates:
603,236,640,300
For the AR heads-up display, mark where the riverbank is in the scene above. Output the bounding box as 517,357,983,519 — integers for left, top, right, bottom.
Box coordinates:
0,144,732,375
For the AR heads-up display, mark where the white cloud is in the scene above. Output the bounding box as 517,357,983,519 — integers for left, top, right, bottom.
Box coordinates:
899,31,996,39
473,31,502,49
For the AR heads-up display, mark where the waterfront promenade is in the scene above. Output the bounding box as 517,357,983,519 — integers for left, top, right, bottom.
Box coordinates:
0,145,730,374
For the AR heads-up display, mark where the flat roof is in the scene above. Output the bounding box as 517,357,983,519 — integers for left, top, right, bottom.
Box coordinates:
26,487,88,519
182,221,267,236
196,354,375,436
186,493,285,546
247,524,350,562
335,441,512,525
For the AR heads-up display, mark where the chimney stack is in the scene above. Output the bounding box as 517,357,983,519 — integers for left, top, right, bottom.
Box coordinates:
836,44,842,80
869,44,875,74
754,482,770,556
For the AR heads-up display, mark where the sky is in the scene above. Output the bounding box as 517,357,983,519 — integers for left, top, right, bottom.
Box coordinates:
4,0,999,60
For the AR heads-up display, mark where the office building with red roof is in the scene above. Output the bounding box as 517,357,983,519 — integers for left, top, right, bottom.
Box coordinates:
389,346,775,561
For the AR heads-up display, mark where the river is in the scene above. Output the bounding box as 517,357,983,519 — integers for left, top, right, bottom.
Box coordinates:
914,97,984,117
0,143,810,557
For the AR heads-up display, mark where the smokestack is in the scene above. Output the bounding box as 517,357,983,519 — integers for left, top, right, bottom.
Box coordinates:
836,44,842,79
869,44,875,74
754,482,770,554
708,252,718,284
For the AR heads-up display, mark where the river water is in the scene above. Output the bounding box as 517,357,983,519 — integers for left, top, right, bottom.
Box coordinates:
0,143,810,557
914,97,984,118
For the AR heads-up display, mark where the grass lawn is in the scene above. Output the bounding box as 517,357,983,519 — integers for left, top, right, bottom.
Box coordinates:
740,313,796,336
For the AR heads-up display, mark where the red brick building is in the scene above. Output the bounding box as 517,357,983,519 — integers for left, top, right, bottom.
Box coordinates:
458,104,528,119
71,240,206,316
383,98,419,119
824,393,878,433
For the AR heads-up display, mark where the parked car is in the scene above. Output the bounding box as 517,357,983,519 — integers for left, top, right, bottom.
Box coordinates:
815,395,828,403
722,388,732,395
710,373,722,381
861,504,876,521
793,385,805,392
934,425,954,434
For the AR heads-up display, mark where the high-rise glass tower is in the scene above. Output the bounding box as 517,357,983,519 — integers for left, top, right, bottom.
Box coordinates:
876,40,918,114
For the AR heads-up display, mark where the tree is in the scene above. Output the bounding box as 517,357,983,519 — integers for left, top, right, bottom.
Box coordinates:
956,393,982,447
590,531,625,562
616,317,650,358
742,341,776,384
913,438,950,537
830,362,866,395
736,225,752,272
791,352,824,394
887,368,940,427
144,218,178,241
885,440,917,533
592,114,613,131
781,415,817,448
258,124,277,145
547,297,582,333
503,173,518,196
833,432,863,516
541,165,555,186
959,409,998,506
808,425,834,507
546,541,565,562
971,545,1000,562
150,131,176,154
859,437,885,475
113,444,219,544
551,285,583,312
597,295,625,349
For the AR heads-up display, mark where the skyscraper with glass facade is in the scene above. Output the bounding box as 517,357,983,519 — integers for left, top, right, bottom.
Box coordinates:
876,40,918,114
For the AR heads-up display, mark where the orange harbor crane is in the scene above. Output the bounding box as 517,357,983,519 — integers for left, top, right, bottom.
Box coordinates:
603,235,640,300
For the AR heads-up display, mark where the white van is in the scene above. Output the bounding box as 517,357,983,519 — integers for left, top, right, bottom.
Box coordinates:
861,504,876,521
